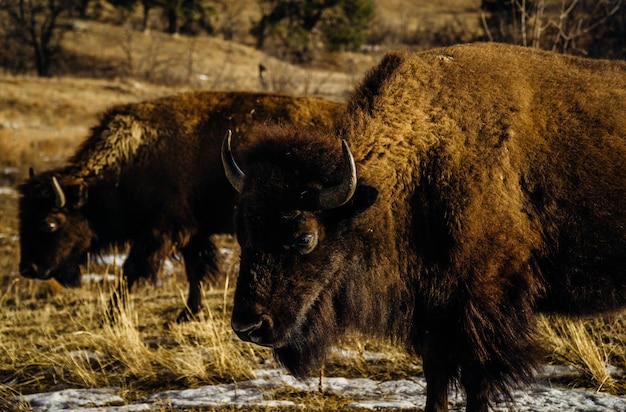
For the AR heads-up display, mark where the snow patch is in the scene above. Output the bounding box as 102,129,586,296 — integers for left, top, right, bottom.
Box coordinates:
17,366,626,412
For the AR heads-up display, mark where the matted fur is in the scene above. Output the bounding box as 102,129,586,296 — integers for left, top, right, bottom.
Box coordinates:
228,43,626,412
18,91,343,322
72,114,160,178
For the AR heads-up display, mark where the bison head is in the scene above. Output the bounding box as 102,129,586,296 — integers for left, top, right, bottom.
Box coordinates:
18,170,92,287
223,127,378,376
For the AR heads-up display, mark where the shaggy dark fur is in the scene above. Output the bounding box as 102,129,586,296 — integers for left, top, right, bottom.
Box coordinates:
18,91,342,322
227,43,626,411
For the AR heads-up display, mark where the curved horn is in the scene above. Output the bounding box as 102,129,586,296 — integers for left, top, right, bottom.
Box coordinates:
221,130,246,193
51,176,66,208
318,140,357,210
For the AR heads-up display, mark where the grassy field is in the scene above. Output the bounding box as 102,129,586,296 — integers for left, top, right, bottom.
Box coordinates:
1,1,625,409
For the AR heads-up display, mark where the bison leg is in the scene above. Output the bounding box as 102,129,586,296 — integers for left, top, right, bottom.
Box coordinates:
124,234,173,286
107,234,172,322
422,340,492,412
460,366,491,412
421,336,458,412
177,235,220,322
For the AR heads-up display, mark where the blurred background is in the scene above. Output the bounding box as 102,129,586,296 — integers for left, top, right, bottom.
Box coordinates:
1,0,624,83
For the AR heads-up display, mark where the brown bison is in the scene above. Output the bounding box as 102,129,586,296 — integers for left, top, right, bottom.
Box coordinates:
19,90,343,322
222,43,626,411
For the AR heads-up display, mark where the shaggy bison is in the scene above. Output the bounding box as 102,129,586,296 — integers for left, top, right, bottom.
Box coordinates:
19,91,342,322
223,43,626,411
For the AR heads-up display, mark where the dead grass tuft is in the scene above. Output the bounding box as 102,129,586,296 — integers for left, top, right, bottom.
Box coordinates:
0,267,268,397
537,314,626,393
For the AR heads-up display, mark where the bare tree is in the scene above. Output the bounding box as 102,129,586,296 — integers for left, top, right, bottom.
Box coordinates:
540,0,623,55
480,0,624,57
0,0,77,76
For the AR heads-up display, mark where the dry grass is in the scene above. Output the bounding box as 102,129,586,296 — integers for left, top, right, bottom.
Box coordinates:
0,265,266,395
537,315,626,394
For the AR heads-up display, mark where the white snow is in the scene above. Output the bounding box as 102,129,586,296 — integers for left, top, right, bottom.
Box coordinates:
81,273,118,283
81,254,175,285
17,365,626,411
0,187,16,196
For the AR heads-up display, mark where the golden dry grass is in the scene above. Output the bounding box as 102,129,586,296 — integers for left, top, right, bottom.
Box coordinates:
0,269,261,394
537,315,626,394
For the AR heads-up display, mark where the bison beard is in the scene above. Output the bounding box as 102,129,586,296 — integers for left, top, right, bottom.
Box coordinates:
273,291,341,378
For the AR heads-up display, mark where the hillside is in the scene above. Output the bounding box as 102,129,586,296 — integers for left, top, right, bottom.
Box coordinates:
0,25,379,179
0,0,493,178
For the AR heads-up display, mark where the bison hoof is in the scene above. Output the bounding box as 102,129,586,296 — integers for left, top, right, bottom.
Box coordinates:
175,308,199,323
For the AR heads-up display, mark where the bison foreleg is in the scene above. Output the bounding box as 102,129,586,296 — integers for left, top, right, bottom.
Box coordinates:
460,366,492,412
178,236,220,322
106,234,173,323
123,234,173,286
421,334,458,412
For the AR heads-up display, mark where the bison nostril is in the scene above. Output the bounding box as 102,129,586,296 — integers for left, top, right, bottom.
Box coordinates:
231,312,274,344
19,262,53,280
232,318,262,335
20,262,38,278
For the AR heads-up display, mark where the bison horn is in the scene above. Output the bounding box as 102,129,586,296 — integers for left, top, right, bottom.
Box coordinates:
221,130,246,193
51,176,66,208
318,140,357,209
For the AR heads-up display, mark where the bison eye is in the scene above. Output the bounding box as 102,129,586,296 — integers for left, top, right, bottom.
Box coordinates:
295,232,318,254
40,218,59,233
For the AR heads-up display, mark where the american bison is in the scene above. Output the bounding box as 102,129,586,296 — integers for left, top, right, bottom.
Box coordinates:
222,43,626,411
19,90,343,322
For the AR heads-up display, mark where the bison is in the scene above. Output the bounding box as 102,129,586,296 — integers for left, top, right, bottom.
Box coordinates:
19,90,343,322
222,43,626,411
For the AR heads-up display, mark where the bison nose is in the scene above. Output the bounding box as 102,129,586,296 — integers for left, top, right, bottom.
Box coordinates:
231,311,274,346
20,262,39,279
19,262,51,280
231,318,263,336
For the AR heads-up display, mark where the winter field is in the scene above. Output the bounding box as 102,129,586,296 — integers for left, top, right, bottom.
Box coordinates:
2,7,626,410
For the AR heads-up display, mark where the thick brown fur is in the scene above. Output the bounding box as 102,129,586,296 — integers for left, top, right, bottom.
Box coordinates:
18,91,343,322
228,43,626,411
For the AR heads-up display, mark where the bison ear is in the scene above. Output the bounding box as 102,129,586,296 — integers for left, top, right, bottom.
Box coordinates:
67,182,88,209
330,184,378,219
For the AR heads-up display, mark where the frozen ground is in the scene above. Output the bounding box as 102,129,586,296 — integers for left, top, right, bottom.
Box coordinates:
18,364,626,411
